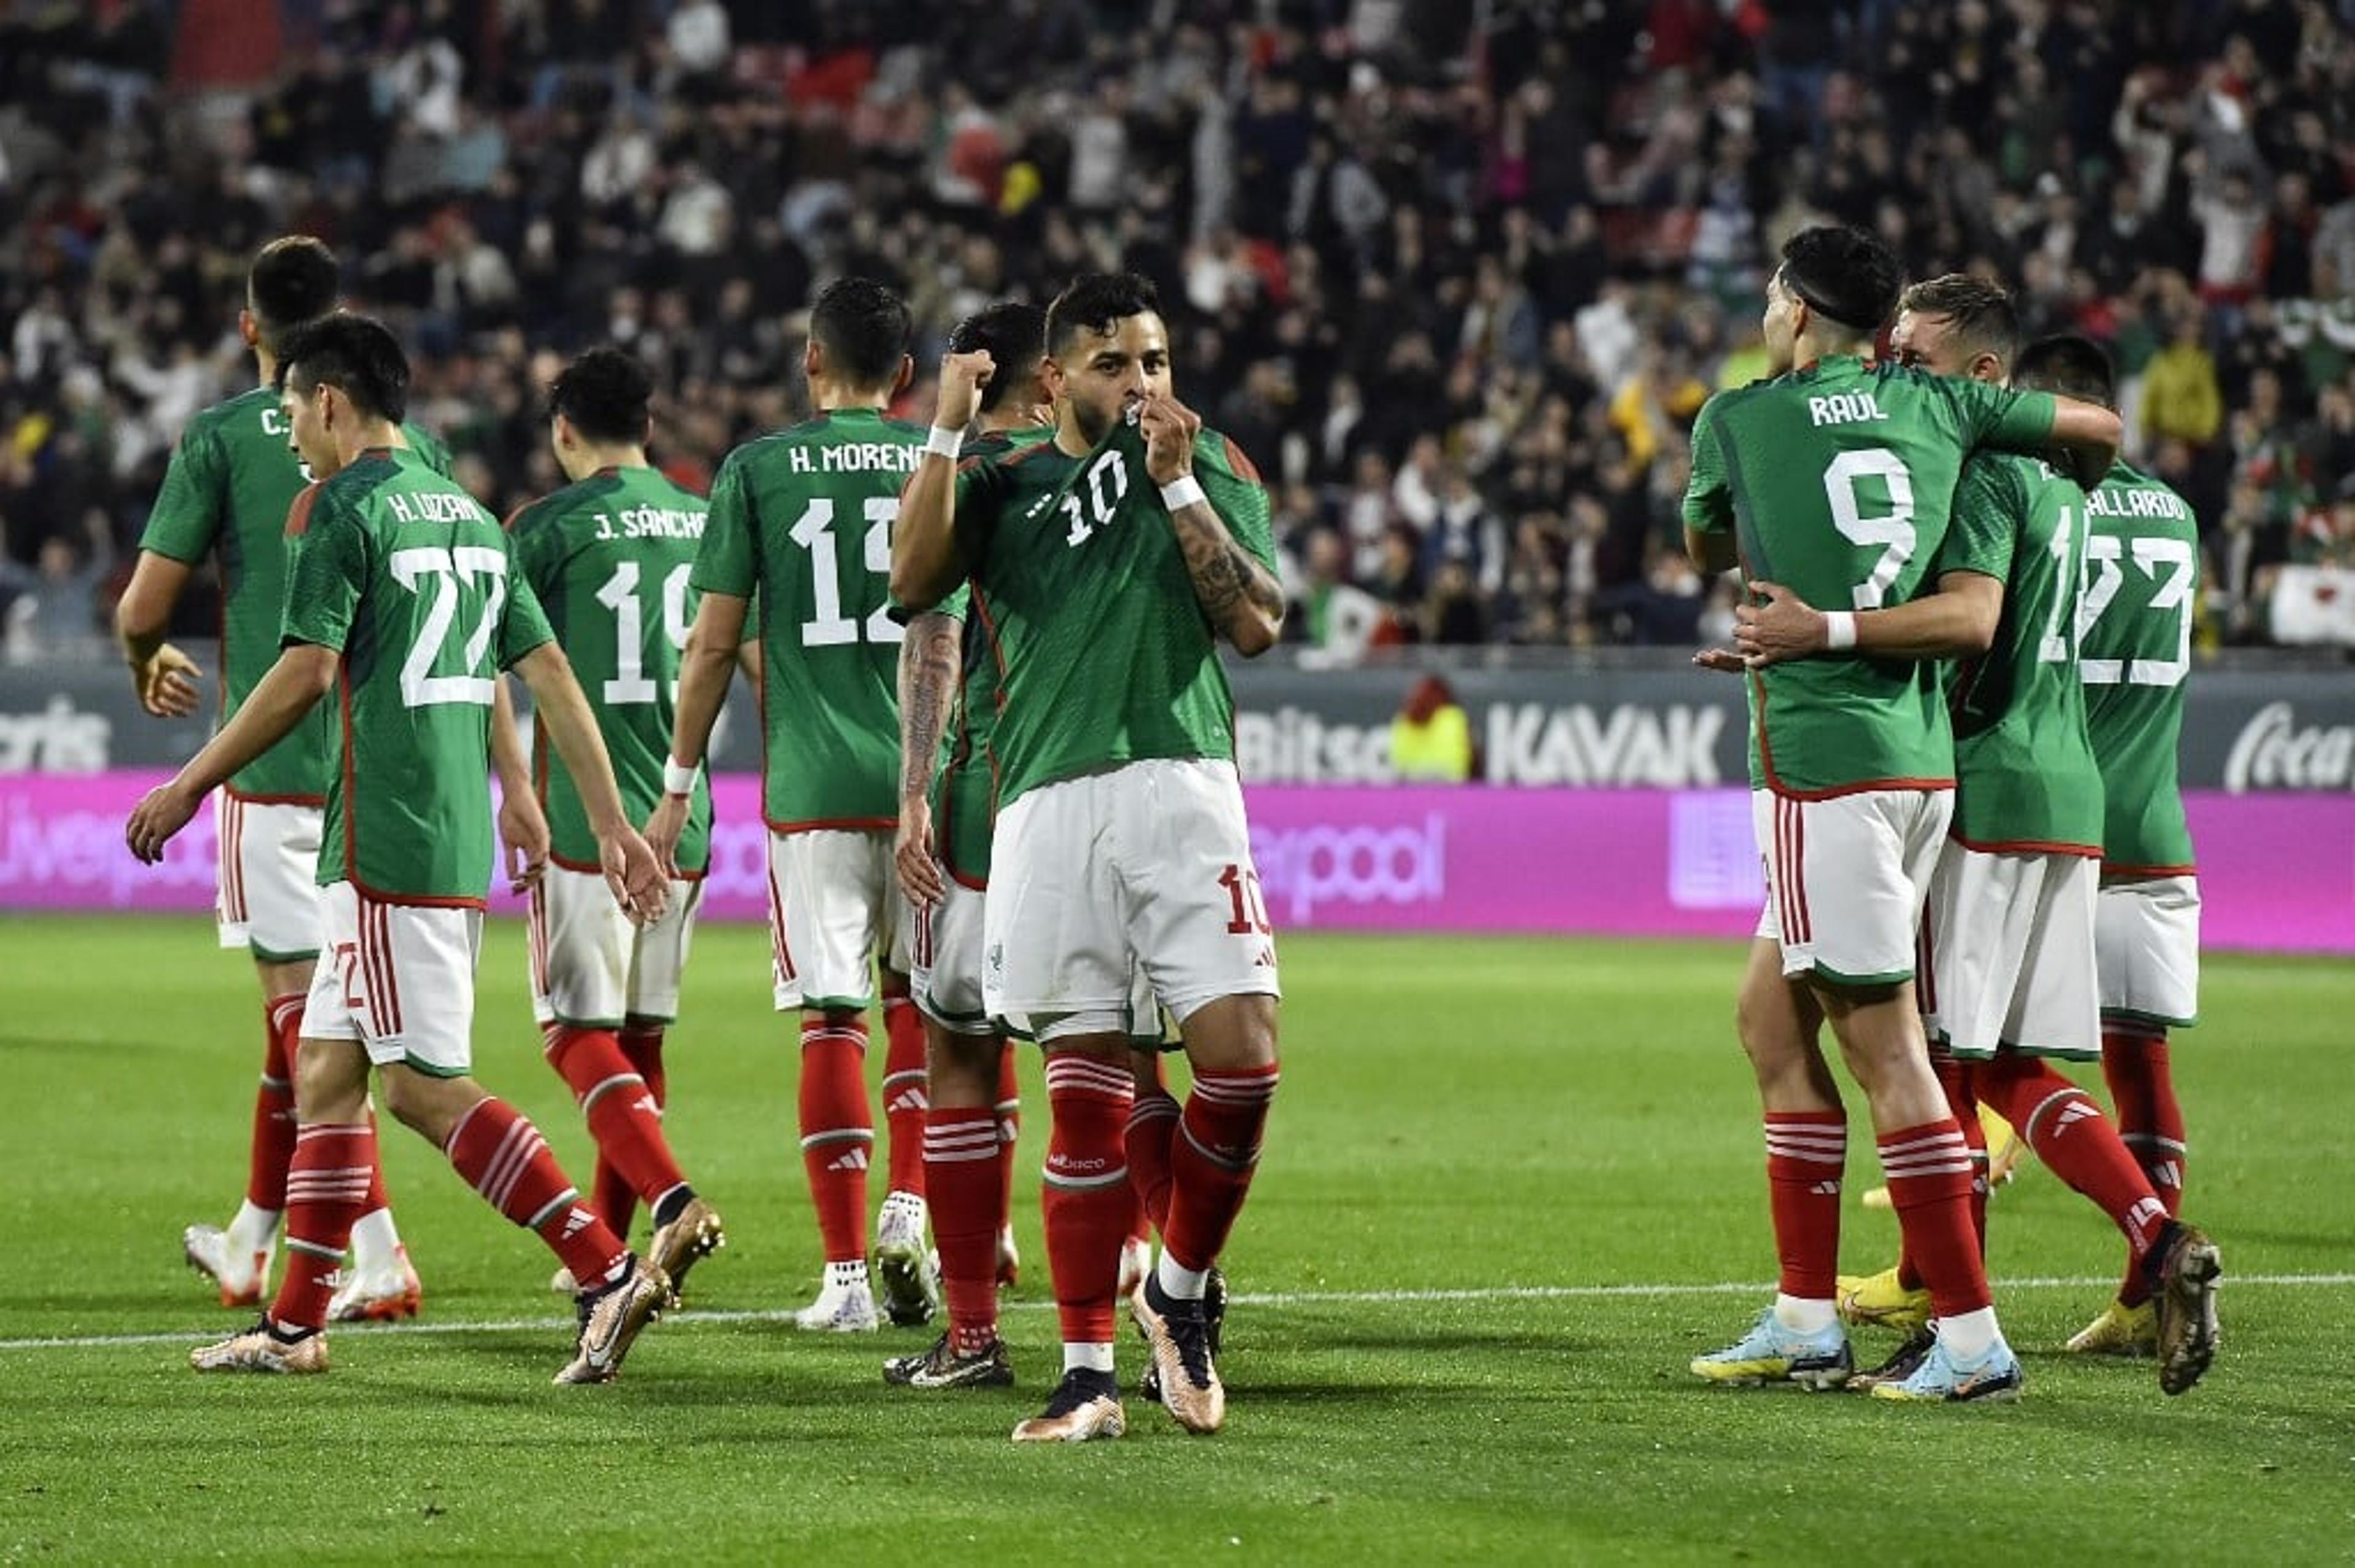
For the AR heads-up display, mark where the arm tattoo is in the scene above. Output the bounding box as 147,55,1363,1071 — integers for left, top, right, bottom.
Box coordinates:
1168,499,1284,641
898,611,964,803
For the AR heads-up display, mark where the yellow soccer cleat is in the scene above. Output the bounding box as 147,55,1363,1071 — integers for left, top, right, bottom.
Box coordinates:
2065,1299,2158,1357
1837,1266,1933,1333
1980,1105,2028,1187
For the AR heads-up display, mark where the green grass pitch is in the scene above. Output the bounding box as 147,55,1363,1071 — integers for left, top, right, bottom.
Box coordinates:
1,915,2349,1564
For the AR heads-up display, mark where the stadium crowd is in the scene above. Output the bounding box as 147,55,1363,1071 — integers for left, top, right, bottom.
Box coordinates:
2,0,2352,663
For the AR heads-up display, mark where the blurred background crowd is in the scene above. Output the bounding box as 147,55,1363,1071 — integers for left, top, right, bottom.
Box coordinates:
2,0,2353,665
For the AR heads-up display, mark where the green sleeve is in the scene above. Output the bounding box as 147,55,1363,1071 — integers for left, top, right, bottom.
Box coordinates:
949,454,1009,560
1681,401,1734,532
691,453,757,599
1197,430,1277,573
140,424,224,563
1935,457,2019,580
496,541,556,668
507,499,564,602
280,491,366,652
1958,381,2058,456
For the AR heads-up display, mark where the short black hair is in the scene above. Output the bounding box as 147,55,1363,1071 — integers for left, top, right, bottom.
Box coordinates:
1045,272,1163,359
247,235,339,352
1777,225,1903,335
547,345,652,443
278,312,409,424
1898,273,2020,370
2013,333,2116,408
809,277,911,391
947,301,1047,415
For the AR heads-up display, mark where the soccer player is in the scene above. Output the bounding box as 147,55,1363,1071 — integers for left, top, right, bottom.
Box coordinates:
117,235,427,1323
895,271,1285,1442
126,312,675,1381
1731,291,2222,1398
497,346,726,1298
648,278,935,1334
1680,227,2124,1404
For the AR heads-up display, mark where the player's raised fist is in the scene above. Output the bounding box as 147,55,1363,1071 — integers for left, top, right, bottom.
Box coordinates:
935,350,996,432
1138,395,1201,485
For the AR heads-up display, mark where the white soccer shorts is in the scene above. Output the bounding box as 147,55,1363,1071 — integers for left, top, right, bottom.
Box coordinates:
984,758,1280,1039
1752,786,1950,988
215,795,324,962
302,881,483,1076
529,865,705,1027
2096,874,2201,1028
913,874,1163,1042
766,827,911,1011
1919,842,2101,1060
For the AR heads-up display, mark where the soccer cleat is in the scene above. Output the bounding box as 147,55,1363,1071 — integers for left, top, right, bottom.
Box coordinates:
995,1225,1020,1291
554,1255,672,1385
647,1196,725,1302
794,1266,881,1333
549,1265,577,1294
1868,1333,2023,1403
874,1190,938,1327
884,1332,1016,1390
1690,1307,1853,1390
183,1223,270,1308
1010,1368,1125,1443
1980,1104,2026,1186
191,1320,328,1375
2148,1223,2223,1395
1139,1266,1226,1404
326,1246,423,1323
2066,1299,2159,1358
1837,1266,1932,1333
1132,1274,1226,1433
1846,1328,1936,1391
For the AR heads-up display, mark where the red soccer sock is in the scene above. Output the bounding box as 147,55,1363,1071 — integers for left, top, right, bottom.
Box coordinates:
444,1095,628,1288
925,1106,1006,1353
1162,1062,1281,1274
621,1023,668,1109
1978,1054,2172,1261
1763,1111,1845,1300
606,1024,671,1233
1041,1054,1135,1347
995,1047,1021,1220
798,1015,873,1263
879,985,929,1199
1878,1119,1990,1320
1125,1060,1181,1236
2102,1026,2185,1209
268,1121,376,1331
545,1024,687,1222
247,995,304,1211
1897,1052,1987,1290
361,1104,393,1218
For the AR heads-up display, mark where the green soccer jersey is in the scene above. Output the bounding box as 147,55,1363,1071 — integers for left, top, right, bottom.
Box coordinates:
1937,452,2104,853
694,408,922,832
142,387,452,801
2077,462,2199,874
1683,356,2061,795
509,466,713,877
281,448,554,904
957,418,1274,807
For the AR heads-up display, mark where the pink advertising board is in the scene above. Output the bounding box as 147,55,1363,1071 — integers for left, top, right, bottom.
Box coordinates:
5,771,2349,954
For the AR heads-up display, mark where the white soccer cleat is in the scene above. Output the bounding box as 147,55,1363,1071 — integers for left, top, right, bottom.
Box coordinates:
794,1263,881,1333
1116,1236,1152,1301
327,1245,423,1323
191,1321,327,1375
549,1265,578,1294
555,1255,672,1385
995,1225,1020,1291
873,1190,939,1327
184,1223,272,1307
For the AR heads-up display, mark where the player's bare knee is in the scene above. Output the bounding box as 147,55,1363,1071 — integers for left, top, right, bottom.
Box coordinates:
378,1066,477,1145
291,1036,371,1124
1176,993,1278,1073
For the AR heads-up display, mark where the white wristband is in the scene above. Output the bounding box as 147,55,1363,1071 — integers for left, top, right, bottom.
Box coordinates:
1160,475,1207,511
924,424,963,460
1823,611,1858,651
662,758,700,796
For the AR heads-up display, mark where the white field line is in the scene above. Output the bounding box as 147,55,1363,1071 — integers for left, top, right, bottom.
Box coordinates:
4,1273,2348,1353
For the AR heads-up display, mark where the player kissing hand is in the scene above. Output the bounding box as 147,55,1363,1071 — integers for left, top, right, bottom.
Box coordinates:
935,349,997,432
1137,396,1201,486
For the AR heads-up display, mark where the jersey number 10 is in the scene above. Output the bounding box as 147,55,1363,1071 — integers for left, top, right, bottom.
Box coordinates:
594,559,695,705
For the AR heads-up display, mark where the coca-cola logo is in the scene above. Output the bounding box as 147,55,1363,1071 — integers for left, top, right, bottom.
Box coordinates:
2224,702,2355,792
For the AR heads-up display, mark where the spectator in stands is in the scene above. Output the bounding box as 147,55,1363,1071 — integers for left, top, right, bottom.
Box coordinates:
1388,675,1476,784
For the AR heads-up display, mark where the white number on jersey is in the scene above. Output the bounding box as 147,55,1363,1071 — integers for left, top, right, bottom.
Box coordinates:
1060,448,1133,548
594,559,695,705
789,497,903,646
1823,448,1917,609
2037,504,2081,665
390,545,507,708
2077,534,2194,688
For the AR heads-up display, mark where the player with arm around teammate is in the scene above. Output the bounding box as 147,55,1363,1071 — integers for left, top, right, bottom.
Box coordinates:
1680,226,2124,1405
895,272,1287,1442
500,346,727,1299
128,314,675,1382
117,234,426,1323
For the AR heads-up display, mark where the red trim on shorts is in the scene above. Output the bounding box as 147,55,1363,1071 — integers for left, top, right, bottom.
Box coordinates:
360,898,404,1036
2102,862,2197,881
1775,795,1814,945
339,673,360,888
765,816,895,834
546,848,707,881
223,786,326,806
767,855,797,984
527,882,550,998
343,871,486,910
950,868,987,892
220,795,247,923
1950,832,2101,858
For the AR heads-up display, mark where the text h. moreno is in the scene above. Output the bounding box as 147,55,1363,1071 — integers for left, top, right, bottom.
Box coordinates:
1235,702,1727,787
